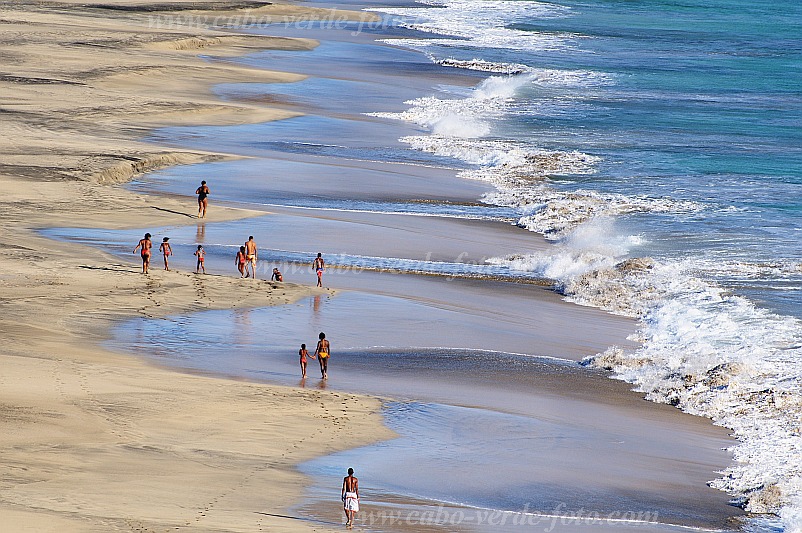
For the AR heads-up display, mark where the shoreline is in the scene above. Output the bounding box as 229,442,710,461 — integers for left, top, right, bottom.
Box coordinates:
0,2,748,528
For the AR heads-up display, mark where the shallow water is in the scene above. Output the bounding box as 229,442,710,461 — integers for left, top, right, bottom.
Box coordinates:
104,304,739,531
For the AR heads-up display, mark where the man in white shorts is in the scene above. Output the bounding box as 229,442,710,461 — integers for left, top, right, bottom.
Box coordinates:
341,467,359,528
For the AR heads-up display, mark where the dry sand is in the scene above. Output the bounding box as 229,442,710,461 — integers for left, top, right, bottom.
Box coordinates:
0,2,393,531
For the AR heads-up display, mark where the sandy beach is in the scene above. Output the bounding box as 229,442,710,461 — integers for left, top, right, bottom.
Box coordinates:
0,2,393,531
1,1,748,532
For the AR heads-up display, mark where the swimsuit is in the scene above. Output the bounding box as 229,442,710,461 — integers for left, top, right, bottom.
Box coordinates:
318,351,329,359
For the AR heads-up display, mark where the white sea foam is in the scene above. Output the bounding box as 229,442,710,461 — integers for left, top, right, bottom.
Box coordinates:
372,0,575,52
488,223,802,528
433,57,529,74
399,132,701,238
368,74,536,138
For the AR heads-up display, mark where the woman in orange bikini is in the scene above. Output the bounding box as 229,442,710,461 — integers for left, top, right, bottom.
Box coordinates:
133,233,152,274
314,332,330,379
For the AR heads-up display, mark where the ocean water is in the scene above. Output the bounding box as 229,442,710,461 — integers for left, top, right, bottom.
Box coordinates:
365,0,802,530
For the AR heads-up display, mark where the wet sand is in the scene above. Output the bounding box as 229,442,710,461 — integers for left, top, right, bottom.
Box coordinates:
106,298,741,531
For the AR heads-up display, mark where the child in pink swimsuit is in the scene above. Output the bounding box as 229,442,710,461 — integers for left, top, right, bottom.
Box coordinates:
159,237,172,271
299,343,315,379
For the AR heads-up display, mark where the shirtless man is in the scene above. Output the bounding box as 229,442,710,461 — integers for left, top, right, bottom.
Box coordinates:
133,233,152,274
196,180,210,218
313,253,325,287
314,332,330,379
244,236,258,279
341,468,359,528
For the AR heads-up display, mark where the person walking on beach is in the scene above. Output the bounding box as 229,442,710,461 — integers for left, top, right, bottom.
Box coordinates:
159,237,172,271
313,253,325,287
194,245,206,274
314,332,330,379
133,233,152,274
299,343,314,379
342,468,359,528
196,180,210,218
244,236,258,279
235,246,247,278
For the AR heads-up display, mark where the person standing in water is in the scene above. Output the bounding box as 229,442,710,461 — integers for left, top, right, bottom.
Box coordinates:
314,331,330,379
194,245,206,274
244,236,258,279
159,237,172,271
133,233,152,274
313,253,325,287
341,467,359,528
196,180,210,218
298,343,314,379
235,245,247,278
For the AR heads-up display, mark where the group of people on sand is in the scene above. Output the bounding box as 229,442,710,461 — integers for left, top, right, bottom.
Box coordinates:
133,233,318,287
298,332,332,380
133,233,207,275
132,181,328,284
133,231,324,283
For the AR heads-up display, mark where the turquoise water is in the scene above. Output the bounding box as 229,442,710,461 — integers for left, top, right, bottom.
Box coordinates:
409,0,802,293
365,0,802,529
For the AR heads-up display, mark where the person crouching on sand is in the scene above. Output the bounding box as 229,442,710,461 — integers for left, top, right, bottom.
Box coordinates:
133,233,152,274
159,237,172,271
194,245,206,274
235,246,247,278
271,267,283,282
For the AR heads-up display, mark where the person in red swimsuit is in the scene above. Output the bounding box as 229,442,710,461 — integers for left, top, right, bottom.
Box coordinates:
133,233,152,274
235,246,247,278
299,343,315,379
159,237,172,271
194,245,206,274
